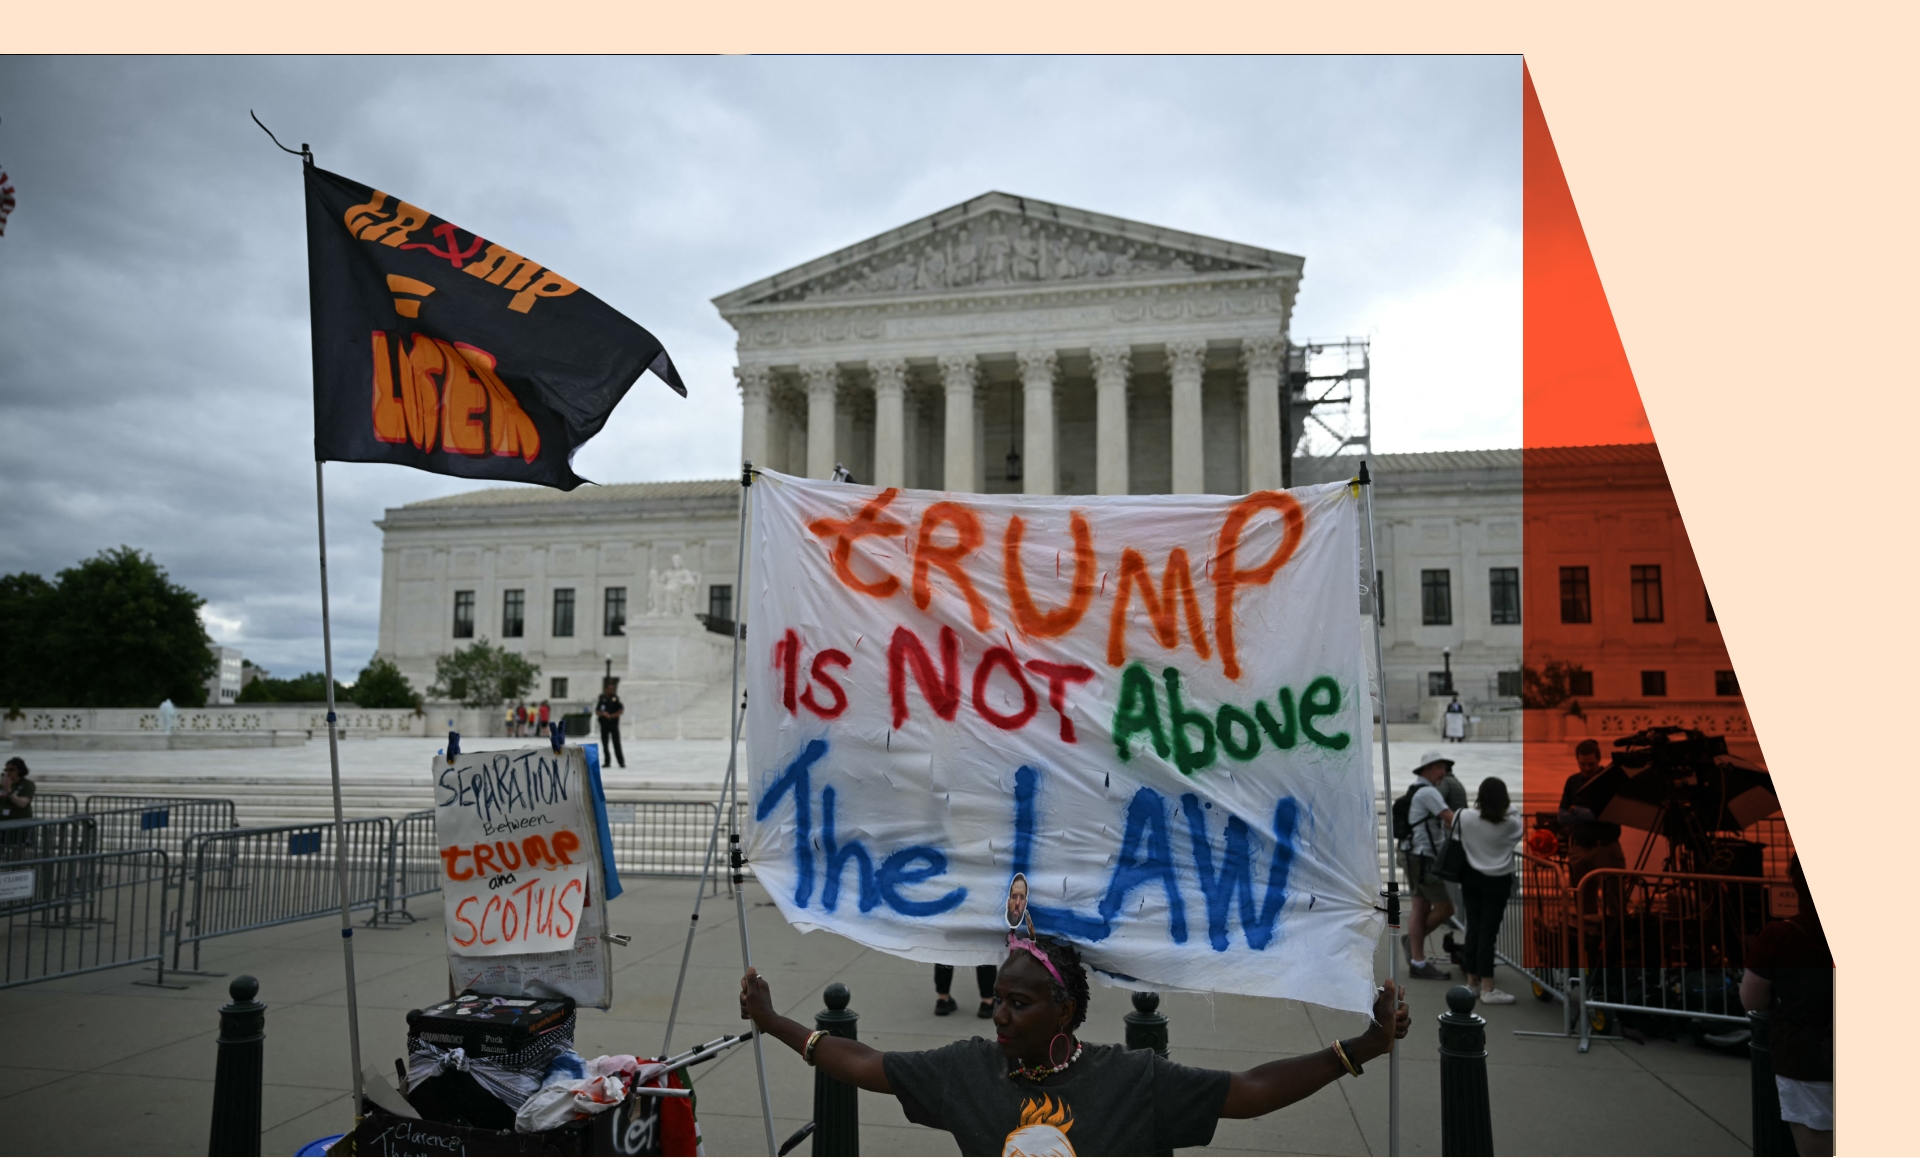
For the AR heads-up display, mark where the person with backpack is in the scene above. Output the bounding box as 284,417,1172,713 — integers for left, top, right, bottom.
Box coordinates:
1393,752,1457,979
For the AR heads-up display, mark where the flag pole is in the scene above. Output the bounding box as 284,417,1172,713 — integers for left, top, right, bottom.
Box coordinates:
315,460,367,1122
662,462,777,1154
1358,460,1400,1156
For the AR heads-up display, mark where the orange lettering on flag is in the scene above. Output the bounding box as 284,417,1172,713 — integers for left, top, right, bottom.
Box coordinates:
439,339,489,456
369,332,408,444
509,270,578,314
343,192,391,237
1106,547,1211,667
399,334,445,453
1004,512,1097,639
808,489,907,598
457,343,541,463
912,502,992,631
1212,491,1305,681
465,243,543,290
357,199,429,247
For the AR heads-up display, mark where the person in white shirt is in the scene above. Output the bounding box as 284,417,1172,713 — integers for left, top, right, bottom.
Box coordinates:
1400,754,1456,980
1454,776,1526,1004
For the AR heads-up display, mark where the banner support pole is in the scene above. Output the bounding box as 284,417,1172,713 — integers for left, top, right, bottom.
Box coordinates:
1358,460,1400,1156
314,460,367,1123
662,461,778,1154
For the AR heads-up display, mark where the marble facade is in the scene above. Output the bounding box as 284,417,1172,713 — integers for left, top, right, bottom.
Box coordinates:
713,192,1303,496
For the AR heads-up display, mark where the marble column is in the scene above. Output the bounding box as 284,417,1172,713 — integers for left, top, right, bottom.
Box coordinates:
869,358,907,489
1090,344,1131,496
735,364,772,470
1017,348,1059,495
939,354,978,492
1166,339,1207,494
1242,336,1286,491
801,362,839,479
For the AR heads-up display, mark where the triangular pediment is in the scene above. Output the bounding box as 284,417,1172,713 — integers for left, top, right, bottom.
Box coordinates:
713,192,1301,310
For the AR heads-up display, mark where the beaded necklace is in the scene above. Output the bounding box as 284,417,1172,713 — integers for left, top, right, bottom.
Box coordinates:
1008,1040,1084,1082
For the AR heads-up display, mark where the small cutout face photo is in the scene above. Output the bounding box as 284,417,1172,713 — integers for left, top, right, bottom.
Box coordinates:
1006,873,1029,930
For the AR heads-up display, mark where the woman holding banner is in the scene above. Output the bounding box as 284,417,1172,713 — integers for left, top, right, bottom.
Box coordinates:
741,936,1408,1156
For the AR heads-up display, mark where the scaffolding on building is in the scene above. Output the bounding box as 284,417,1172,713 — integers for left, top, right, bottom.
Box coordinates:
1284,337,1371,486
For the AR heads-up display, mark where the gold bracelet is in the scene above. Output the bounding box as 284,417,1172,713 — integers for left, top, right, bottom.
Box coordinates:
1330,1038,1363,1077
803,1030,828,1066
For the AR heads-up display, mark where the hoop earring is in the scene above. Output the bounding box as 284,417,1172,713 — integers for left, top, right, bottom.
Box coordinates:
1049,1032,1071,1068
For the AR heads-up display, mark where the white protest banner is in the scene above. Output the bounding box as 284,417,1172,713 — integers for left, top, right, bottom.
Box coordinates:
436,745,600,957
744,472,1383,1014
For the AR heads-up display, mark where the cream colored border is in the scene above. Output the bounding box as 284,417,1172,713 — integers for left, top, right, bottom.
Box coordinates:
8,5,1909,1150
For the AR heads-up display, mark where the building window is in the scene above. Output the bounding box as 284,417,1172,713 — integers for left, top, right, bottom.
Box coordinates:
1489,567,1521,625
1420,570,1452,626
1715,670,1740,696
452,590,475,639
1641,670,1668,697
1568,670,1594,698
502,589,525,638
603,587,627,636
1496,670,1522,698
551,676,569,700
1559,567,1592,624
1374,570,1385,625
708,584,734,624
1631,565,1664,623
552,588,575,638
1706,593,1717,623
1427,672,1451,696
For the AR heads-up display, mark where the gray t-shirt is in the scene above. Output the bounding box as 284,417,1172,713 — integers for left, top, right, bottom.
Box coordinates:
882,1037,1230,1156
1406,782,1450,857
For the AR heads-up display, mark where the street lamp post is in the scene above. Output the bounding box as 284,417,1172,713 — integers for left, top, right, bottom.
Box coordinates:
1442,647,1454,696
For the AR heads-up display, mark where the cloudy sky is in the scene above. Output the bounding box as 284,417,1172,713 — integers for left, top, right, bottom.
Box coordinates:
0,56,1520,679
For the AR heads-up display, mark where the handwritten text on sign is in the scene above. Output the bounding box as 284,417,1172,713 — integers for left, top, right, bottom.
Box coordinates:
744,474,1383,1015
437,747,592,955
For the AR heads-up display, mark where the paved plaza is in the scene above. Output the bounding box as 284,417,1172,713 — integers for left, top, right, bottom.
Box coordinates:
0,735,1754,1156
1,867,1749,1155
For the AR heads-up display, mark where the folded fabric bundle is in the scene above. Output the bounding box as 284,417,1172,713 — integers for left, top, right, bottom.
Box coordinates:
516,1054,667,1134
406,1015,577,1113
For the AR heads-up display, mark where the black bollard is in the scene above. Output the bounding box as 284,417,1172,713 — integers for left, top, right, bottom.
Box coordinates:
1748,1011,1796,1156
208,976,265,1157
812,983,860,1156
1437,985,1494,1157
1124,991,1170,1058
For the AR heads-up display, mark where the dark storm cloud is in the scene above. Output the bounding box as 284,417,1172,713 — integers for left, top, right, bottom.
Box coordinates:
0,56,1519,677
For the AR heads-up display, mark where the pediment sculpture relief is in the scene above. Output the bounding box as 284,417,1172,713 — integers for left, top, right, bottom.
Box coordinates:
755,213,1265,304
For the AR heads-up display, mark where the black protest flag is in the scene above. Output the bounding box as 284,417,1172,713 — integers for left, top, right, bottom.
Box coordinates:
305,165,684,491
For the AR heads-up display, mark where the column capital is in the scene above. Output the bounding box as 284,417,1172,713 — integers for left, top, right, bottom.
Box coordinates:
1165,339,1208,378
800,361,840,398
868,357,908,395
1089,343,1132,380
1016,348,1059,384
733,363,773,399
1240,335,1286,375
937,353,979,394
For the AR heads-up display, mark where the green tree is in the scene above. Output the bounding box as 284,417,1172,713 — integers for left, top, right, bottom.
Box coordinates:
352,656,420,710
429,639,539,709
1521,660,1589,710
0,572,56,708
237,671,351,704
35,547,215,707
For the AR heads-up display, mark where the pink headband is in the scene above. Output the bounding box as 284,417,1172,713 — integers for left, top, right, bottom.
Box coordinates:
1006,933,1067,990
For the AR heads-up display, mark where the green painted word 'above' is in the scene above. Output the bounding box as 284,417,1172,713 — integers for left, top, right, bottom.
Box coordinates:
1111,664,1350,775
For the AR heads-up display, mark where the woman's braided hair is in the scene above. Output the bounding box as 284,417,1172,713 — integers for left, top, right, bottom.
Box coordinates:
1032,936,1090,1032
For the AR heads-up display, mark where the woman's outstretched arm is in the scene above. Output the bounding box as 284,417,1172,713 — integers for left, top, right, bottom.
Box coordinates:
740,968,894,1094
1220,980,1408,1119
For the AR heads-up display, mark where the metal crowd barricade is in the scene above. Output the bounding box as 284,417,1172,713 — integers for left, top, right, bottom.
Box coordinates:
1,849,172,988
83,798,240,861
1572,866,1778,1050
1495,851,1582,1037
370,809,438,926
172,817,393,972
602,801,725,882
29,792,81,818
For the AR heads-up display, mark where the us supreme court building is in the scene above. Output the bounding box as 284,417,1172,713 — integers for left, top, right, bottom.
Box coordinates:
375,193,1735,741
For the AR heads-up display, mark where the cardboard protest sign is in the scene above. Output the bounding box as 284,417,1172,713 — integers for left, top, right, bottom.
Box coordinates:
744,473,1382,1014
436,745,603,958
